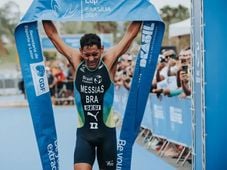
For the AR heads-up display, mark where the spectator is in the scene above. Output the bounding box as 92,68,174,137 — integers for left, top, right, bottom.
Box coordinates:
65,63,74,96
152,50,178,97
18,78,26,99
114,53,135,90
163,48,192,97
46,66,57,102
152,48,192,98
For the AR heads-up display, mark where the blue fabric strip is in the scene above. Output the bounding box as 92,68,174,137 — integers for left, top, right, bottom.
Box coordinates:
15,21,59,170
21,0,161,21
14,1,164,169
117,21,164,170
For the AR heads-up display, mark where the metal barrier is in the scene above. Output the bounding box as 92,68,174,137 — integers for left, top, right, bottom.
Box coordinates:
113,87,192,147
0,73,21,95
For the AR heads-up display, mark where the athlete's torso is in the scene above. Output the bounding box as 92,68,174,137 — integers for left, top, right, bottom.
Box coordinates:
74,60,115,138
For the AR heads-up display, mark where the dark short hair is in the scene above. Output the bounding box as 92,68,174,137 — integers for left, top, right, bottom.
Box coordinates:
80,33,101,49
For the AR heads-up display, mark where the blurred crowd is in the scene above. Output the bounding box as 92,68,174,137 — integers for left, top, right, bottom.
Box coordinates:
114,53,135,90
45,60,74,105
151,47,192,99
18,47,192,104
113,47,192,100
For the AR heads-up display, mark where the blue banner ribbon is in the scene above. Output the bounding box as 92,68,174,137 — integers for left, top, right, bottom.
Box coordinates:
117,21,164,170
14,0,164,169
15,21,59,170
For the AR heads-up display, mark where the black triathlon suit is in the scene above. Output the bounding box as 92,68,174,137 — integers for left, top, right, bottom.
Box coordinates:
74,60,116,169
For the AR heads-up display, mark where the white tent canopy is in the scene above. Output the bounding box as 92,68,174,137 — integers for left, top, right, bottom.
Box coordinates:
169,18,191,38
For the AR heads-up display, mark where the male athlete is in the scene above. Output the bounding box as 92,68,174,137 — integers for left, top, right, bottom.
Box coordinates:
42,20,141,170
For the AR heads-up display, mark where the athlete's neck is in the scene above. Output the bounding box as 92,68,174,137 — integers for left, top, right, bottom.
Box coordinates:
85,59,102,72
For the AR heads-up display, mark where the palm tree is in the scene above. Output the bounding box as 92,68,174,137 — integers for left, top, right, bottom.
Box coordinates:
159,5,190,46
175,5,190,21
0,1,20,56
160,5,189,24
0,1,20,43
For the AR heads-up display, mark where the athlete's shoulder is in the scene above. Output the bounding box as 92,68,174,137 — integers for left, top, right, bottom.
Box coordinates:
102,50,116,71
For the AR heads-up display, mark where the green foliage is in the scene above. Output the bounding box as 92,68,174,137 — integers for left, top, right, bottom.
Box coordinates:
159,5,190,47
43,51,57,61
160,5,190,24
59,21,123,43
95,22,118,33
59,21,95,34
0,1,20,42
60,21,118,34
0,45,18,65
0,1,21,56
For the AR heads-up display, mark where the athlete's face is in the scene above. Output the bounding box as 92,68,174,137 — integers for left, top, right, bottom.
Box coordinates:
80,45,104,70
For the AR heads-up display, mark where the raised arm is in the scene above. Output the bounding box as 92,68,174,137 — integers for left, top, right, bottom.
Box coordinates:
42,20,81,70
104,21,142,69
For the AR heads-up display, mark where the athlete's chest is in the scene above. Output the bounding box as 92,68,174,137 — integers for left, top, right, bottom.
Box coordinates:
75,63,111,94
